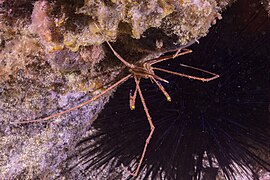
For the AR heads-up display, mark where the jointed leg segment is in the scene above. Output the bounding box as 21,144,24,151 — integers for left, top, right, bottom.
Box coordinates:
13,74,131,124
151,77,171,102
147,48,193,65
131,77,155,177
153,65,219,82
129,87,138,110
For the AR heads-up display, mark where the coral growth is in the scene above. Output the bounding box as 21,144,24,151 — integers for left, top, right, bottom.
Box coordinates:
29,0,63,52
27,0,223,51
162,0,222,44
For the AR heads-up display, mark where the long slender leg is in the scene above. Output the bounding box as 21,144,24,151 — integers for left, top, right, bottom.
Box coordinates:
152,74,169,84
172,48,192,59
153,66,219,82
12,74,131,125
179,63,219,77
147,48,193,65
150,77,171,102
131,77,155,176
94,23,134,68
106,42,134,68
129,86,138,110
